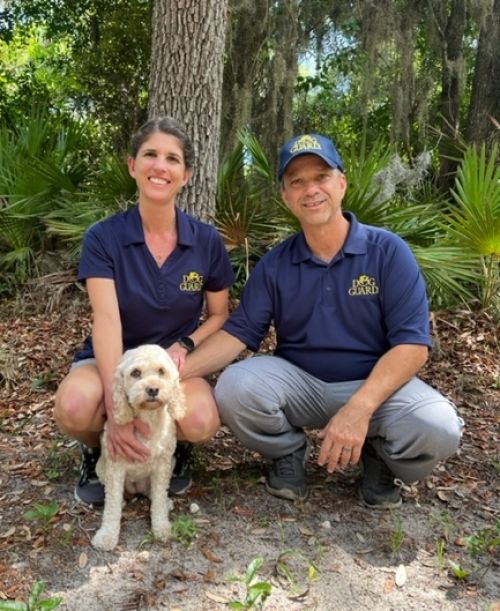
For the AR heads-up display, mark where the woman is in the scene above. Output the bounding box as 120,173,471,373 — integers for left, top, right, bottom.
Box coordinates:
54,117,234,505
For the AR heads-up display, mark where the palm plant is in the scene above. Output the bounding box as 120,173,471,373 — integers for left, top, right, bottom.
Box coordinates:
0,109,89,280
215,130,288,293
45,153,137,256
338,139,478,308
444,143,500,310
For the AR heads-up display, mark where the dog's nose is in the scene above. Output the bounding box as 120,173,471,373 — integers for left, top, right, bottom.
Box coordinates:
146,386,159,399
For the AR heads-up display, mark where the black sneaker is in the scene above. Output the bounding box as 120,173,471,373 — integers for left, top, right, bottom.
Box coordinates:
74,444,105,506
169,443,193,496
359,440,402,509
265,441,309,501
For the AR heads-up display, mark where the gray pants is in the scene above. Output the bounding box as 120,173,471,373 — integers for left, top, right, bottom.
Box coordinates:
215,355,464,483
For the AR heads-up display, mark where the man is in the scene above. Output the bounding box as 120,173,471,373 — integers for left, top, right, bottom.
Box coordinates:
183,133,463,508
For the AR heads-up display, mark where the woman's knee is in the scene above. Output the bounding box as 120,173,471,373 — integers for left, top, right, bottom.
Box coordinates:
53,370,103,435
179,379,220,443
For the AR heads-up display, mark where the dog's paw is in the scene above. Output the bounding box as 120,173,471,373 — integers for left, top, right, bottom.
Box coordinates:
92,528,119,551
152,520,171,542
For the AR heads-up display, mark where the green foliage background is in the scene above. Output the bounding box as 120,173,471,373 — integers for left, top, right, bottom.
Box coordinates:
0,1,498,313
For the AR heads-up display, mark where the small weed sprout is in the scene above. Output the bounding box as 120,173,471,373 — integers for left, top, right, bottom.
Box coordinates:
171,514,199,548
137,529,156,549
0,580,63,610
431,509,456,542
436,538,447,572
275,549,319,595
448,559,470,581
465,521,500,558
227,556,272,609
23,501,60,532
390,513,405,557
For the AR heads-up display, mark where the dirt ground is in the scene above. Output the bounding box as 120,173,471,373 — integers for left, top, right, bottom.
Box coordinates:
0,290,498,611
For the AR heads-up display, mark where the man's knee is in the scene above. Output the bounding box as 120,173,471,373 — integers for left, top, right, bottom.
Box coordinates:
389,398,463,461
215,364,257,424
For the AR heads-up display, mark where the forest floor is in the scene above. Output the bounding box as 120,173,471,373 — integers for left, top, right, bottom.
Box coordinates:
0,288,498,611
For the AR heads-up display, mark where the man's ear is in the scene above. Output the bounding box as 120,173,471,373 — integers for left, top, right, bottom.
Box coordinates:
280,182,291,209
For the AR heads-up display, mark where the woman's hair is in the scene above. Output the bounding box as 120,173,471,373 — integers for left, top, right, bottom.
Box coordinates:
129,116,195,169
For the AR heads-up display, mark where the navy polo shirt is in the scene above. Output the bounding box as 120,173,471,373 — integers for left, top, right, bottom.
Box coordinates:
223,212,431,382
74,205,234,362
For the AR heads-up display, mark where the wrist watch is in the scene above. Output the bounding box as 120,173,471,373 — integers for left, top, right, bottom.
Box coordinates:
177,336,195,353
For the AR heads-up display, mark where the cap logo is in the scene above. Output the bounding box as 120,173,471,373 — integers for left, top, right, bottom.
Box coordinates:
290,135,322,153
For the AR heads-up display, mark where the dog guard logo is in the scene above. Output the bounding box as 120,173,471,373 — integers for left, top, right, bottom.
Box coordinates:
180,271,203,292
290,135,322,154
348,274,379,296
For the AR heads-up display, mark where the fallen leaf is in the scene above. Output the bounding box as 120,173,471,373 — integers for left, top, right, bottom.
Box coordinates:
299,526,314,536
78,552,88,568
0,527,15,538
203,569,216,583
395,564,407,587
251,528,267,535
205,591,228,603
201,547,223,563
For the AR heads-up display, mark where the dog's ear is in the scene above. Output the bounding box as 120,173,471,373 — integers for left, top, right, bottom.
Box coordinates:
112,362,134,425
167,385,188,422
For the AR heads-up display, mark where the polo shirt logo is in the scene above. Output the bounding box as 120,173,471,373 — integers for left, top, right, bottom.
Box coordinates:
290,135,322,153
348,274,379,296
180,271,203,292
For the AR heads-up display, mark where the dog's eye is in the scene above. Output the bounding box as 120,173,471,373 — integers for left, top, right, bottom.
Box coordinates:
158,367,165,376
130,368,142,378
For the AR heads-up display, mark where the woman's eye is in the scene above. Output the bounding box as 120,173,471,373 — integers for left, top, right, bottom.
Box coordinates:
131,368,142,378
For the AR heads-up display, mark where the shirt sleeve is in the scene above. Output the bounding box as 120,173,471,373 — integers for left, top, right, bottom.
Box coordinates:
223,257,274,351
380,235,431,348
77,224,115,282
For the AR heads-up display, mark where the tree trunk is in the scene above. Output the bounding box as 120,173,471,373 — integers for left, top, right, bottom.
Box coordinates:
220,0,270,163
437,0,466,192
148,0,228,221
253,0,300,177
466,0,500,146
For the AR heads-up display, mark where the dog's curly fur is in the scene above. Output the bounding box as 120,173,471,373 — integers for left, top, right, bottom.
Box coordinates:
92,345,186,551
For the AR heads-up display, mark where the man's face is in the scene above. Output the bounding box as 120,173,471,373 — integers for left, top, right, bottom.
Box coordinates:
280,155,347,229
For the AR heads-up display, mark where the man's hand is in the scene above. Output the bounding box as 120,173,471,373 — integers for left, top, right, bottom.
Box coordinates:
105,416,151,462
317,404,370,473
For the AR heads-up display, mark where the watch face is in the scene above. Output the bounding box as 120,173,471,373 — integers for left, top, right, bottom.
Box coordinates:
179,337,195,352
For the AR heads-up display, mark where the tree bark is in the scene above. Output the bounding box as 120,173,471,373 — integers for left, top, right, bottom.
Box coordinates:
148,0,228,221
466,0,500,145
220,0,270,163
436,0,466,191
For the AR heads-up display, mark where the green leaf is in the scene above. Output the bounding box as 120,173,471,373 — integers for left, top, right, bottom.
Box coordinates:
0,602,28,610
244,556,264,585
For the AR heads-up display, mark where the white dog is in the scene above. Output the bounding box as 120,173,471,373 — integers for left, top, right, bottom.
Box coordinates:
92,344,187,551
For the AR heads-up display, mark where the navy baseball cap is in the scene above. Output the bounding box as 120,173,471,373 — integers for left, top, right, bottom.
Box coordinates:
278,134,344,179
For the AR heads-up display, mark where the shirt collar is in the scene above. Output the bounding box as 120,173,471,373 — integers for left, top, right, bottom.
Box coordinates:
121,205,195,247
342,211,367,255
291,211,367,263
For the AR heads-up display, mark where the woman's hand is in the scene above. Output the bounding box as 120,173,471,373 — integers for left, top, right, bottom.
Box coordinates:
166,342,188,371
105,415,151,462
